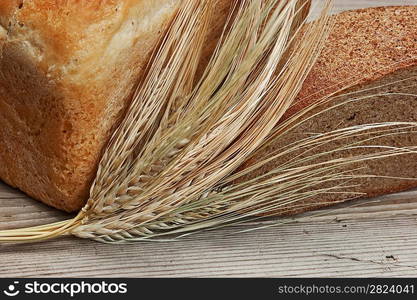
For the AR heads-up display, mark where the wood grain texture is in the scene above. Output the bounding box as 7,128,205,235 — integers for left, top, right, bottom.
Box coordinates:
1,0,417,278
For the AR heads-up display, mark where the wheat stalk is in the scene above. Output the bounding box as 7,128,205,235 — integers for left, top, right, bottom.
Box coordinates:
90,120,417,242
0,0,416,243
71,0,331,240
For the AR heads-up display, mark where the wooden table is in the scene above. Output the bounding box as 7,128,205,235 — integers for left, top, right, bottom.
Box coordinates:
1,0,417,278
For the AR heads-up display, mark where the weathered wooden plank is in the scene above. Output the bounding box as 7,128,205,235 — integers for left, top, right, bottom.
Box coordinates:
1,213,417,277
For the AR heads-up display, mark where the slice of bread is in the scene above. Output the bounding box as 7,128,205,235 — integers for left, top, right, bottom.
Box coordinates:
0,3,415,213
238,6,417,215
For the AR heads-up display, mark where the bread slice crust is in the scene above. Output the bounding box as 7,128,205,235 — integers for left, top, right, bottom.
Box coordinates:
238,6,417,216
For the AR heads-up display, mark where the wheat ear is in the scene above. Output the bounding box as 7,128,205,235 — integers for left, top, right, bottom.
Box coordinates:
69,0,330,241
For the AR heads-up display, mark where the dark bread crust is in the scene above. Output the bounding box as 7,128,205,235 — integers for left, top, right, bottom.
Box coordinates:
288,6,417,120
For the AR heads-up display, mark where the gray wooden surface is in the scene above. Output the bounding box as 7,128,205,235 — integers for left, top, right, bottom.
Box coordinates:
1,0,417,278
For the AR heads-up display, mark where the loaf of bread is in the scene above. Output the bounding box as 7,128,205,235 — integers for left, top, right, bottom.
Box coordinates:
239,6,417,215
0,0,231,211
0,2,416,213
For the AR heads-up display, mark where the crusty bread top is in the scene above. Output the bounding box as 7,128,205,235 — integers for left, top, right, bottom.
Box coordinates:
288,6,417,118
0,1,179,75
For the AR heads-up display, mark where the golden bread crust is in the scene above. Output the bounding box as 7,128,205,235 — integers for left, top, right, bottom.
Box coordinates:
0,0,181,211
